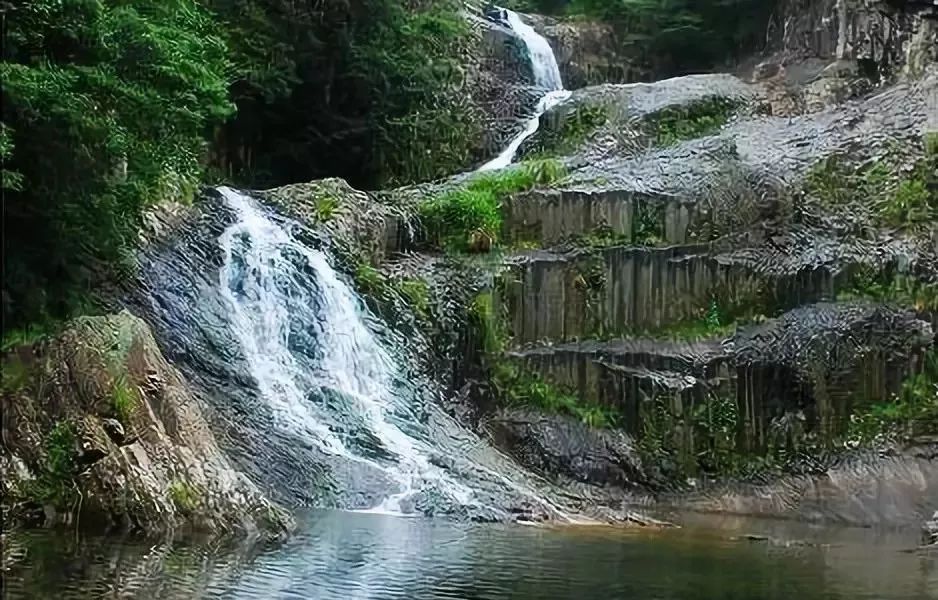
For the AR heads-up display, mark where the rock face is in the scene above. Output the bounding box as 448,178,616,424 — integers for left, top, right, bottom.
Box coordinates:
766,0,938,78
0,312,293,537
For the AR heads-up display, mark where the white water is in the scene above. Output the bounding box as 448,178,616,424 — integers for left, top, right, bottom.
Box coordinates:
478,9,570,171
217,186,476,515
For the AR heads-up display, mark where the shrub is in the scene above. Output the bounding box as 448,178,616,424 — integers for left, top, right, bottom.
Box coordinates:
419,159,566,252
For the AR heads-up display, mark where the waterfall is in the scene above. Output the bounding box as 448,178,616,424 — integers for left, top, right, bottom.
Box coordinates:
478,8,570,171
214,186,567,519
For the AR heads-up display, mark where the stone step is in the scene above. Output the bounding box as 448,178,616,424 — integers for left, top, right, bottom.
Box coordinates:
497,242,838,346
502,187,701,247
505,302,933,458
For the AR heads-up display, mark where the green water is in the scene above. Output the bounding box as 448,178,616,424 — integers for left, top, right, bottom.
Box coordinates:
3,510,936,599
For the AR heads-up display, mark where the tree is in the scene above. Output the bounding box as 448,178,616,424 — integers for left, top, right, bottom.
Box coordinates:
2,0,232,326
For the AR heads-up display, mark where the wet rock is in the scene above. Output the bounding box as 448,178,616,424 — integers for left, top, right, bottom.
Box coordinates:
924,511,938,546
102,418,126,445
0,312,293,538
766,0,938,80
525,13,647,88
487,408,647,488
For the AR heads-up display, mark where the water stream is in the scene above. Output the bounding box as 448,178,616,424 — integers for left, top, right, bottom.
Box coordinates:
214,187,565,519
478,9,571,171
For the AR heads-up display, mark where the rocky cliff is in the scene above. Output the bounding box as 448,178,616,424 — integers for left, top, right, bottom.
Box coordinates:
1,312,292,537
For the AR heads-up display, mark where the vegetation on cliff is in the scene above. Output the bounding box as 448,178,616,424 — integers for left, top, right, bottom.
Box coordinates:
1,0,480,331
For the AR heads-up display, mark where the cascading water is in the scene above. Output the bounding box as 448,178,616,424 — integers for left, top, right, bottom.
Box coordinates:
478,8,570,171
214,186,566,519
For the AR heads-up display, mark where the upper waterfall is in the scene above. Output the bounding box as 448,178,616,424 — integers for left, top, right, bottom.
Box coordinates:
505,10,564,91
478,8,570,171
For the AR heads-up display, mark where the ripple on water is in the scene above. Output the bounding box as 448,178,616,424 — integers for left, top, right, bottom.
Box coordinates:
4,511,937,600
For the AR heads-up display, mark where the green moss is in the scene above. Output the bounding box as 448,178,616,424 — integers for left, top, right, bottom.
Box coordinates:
419,159,566,253
530,104,608,158
169,480,199,513
354,263,386,296
493,362,619,428
647,97,738,146
111,375,138,423
1,355,32,394
397,278,430,319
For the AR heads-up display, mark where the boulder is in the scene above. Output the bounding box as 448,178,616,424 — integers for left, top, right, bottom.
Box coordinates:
1,312,293,537
487,408,647,488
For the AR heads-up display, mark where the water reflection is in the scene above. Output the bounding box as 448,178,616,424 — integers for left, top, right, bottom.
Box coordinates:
4,511,937,599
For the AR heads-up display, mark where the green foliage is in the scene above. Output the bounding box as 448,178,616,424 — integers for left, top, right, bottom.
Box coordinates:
470,292,505,355
169,480,199,512
648,97,738,146
1,356,32,395
848,349,938,443
111,375,137,423
314,196,341,222
493,363,619,428
521,0,776,76
22,422,78,509
926,132,938,158
398,278,431,319
530,104,608,158
420,160,567,252
354,263,386,296
3,0,232,328
804,152,937,227
210,0,481,188
840,269,938,313
1,321,54,353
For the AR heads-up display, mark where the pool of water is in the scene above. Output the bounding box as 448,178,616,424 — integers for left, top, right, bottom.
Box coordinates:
4,510,937,599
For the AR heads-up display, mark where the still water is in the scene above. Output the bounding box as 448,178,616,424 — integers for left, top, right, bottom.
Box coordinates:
4,510,937,599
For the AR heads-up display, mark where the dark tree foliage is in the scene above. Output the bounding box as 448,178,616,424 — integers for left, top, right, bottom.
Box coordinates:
208,0,481,189
510,0,776,75
2,0,232,327
1,0,479,329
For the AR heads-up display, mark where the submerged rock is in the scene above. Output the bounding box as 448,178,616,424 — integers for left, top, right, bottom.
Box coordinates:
0,312,293,537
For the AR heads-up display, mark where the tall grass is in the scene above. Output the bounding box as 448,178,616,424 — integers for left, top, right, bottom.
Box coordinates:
419,159,566,252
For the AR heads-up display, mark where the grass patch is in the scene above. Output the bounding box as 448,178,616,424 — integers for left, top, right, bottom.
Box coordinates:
419,159,566,253
398,278,430,319
493,362,619,428
804,152,937,227
314,195,340,222
529,103,608,158
111,375,138,423
647,97,738,146
839,269,938,312
2,322,53,353
21,421,78,509
353,263,385,296
848,349,938,443
169,480,199,513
